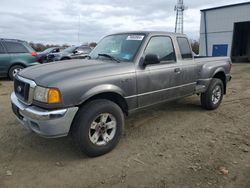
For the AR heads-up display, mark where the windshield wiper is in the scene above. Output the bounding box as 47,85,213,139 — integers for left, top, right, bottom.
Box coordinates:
98,53,120,63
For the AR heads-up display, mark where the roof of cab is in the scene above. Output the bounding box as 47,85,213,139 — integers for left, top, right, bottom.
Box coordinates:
109,31,187,37
0,38,26,43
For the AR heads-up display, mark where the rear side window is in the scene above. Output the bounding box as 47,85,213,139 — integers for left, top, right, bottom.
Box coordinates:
0,43,6,54
177,37,192,59
52,48,60,53
144,36,176,62
77,47,92,53
3,41,29,53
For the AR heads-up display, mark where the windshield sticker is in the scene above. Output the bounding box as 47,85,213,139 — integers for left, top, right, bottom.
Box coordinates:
126,35,144,41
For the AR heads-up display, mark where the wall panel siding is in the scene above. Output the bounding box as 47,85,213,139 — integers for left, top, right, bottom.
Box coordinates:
199,4,250,56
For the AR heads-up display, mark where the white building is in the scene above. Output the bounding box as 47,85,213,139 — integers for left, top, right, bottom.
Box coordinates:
199,2,250,62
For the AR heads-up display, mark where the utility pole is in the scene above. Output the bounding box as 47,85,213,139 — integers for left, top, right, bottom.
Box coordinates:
174,0,187,34
78,14,81,44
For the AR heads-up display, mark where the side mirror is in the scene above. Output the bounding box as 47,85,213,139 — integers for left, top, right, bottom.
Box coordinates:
75,50,84,55
143,54,160,66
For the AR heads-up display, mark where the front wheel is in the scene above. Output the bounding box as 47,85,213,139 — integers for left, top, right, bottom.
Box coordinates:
9,65,24,80
72,99,124,157
200,78,224,110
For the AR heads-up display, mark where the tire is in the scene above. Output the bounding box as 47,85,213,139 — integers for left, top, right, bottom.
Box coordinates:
72,99,124,157
8,65,24,80
200,78,224,110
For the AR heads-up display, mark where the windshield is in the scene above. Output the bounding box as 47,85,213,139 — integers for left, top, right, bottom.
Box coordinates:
43,47,54,53
63,46,77,53
89,34,145,62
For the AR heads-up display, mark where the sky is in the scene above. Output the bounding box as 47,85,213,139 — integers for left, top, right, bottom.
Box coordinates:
0,0,247,45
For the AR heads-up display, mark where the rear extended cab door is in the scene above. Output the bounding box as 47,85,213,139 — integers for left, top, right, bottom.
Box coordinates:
135,34,183,108
0,42,11,76
175,37,198,97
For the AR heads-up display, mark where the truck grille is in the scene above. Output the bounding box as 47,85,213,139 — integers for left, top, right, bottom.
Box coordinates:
14,76,36,105
14,78,30,103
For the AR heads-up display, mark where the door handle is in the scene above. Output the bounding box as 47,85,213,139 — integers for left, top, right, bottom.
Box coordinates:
174,68,181,73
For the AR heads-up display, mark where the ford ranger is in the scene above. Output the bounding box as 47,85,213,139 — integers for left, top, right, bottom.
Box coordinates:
11,31,232,157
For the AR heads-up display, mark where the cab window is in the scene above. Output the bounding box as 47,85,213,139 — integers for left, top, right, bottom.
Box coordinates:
76,47,91,54
144,36,176,63
177,37,193,59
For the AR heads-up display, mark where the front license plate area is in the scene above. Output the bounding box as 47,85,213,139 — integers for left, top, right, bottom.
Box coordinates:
12,103,23,120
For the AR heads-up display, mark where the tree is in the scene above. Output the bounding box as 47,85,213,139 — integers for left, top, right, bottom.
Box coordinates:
29,42,67,52
89,42,97,48
191,40,199,55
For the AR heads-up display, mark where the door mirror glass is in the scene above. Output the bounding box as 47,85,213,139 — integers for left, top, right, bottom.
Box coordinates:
144,54,160,66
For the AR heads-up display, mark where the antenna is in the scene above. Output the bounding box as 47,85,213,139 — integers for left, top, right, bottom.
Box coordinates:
174,0,187,34
78,14,81,44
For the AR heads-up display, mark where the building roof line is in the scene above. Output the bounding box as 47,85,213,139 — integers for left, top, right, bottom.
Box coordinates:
201,2,250,12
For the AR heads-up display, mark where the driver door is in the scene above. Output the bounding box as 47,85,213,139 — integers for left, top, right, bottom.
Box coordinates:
136,36,182,107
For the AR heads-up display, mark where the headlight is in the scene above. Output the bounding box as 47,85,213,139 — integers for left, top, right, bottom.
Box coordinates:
34,86,62,104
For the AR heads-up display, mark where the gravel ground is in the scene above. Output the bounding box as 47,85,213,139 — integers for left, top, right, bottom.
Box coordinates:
0,64,249,188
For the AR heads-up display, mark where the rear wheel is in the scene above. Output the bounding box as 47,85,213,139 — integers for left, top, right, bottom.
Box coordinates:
200,78,224,110
72,99,124,157
8,65,24,80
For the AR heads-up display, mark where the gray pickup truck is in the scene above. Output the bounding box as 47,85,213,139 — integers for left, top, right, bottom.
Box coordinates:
11,31,232,157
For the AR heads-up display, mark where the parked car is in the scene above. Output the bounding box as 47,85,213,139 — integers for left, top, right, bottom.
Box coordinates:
52,45,92,61
0,39,40,80
38,47,64,63
11,31,232,157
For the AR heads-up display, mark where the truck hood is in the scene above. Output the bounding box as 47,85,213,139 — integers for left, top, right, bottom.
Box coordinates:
19,59,135,87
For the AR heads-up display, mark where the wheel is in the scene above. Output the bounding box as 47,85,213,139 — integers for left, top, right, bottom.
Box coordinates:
8,65,24,80
200,78,224,110
72,99,124,157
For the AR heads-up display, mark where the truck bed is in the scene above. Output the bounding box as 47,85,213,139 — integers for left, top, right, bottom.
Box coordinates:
194,56,231,74
194,56,230,63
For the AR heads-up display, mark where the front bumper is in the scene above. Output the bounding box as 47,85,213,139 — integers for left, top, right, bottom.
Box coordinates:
11,92,78,138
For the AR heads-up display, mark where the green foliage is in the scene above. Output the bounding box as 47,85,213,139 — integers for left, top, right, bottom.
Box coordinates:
29,42,62,52
29,42,97,52
191,40,199,55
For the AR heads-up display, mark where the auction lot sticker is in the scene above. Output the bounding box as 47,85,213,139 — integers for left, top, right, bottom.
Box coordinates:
127,35,144,40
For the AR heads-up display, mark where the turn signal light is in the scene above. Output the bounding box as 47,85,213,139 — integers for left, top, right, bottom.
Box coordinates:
48,89,61,104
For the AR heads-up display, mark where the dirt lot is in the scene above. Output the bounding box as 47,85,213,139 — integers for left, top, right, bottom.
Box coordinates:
0,64,249,188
